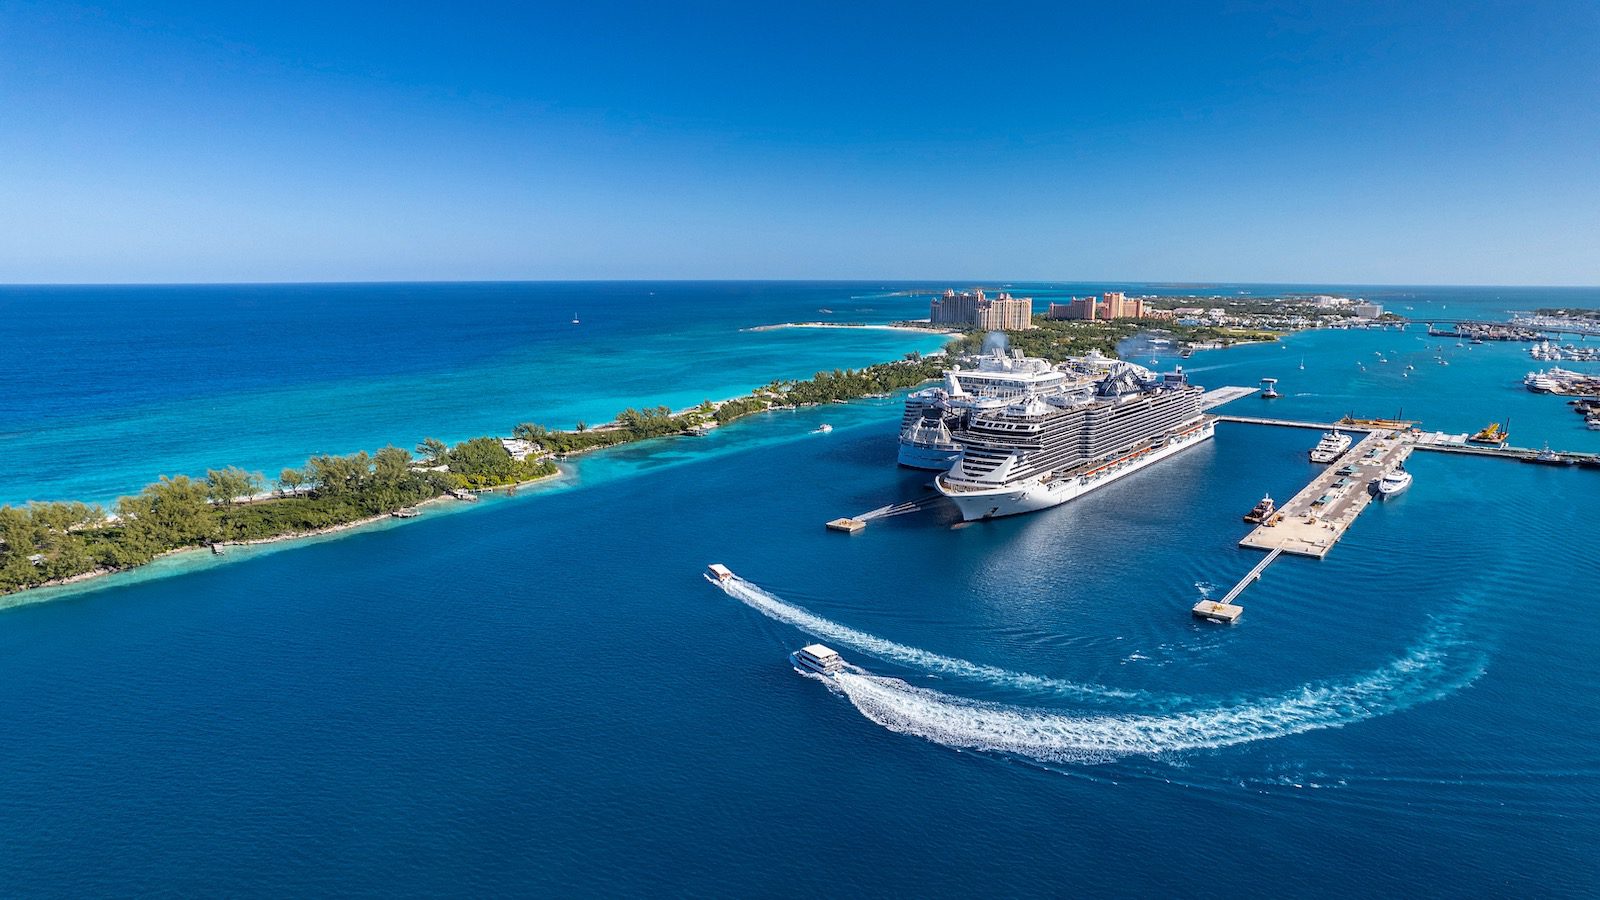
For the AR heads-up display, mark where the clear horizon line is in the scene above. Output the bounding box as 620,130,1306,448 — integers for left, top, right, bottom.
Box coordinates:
3,277,1599,290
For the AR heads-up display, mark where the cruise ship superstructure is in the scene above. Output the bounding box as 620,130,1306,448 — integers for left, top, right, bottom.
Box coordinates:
897,349,1110,469
923,350,1212,520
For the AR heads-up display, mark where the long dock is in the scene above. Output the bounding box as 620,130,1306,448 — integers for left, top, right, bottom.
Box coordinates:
1221,417,1600,467
1239,429,1411,559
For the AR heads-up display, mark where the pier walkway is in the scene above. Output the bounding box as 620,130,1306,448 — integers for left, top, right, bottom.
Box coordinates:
1199,386,1259,410
1215,414,1355,431
1193,548,1283,623
1239,429,1411,559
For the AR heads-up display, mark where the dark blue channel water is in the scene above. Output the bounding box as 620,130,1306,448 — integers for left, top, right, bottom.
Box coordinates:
1,282,1597,896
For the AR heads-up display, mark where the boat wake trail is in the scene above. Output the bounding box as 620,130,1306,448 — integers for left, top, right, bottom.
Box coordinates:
716,575,1486,762
831,625,1481,762
715,575,1149,704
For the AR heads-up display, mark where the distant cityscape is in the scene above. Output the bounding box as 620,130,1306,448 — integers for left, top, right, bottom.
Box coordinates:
929,289,1385,331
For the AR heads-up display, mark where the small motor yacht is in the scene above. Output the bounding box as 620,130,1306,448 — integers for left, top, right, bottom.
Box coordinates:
1375,468,1412,500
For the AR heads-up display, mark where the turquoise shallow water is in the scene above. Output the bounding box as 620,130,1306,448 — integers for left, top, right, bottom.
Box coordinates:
2,282,1598,895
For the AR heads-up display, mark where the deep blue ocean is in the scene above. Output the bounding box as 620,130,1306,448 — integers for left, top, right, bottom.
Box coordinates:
2,282,1598,896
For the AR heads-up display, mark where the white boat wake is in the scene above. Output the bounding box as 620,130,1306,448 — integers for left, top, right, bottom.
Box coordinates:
715,575,1150,704
714,575,1484,762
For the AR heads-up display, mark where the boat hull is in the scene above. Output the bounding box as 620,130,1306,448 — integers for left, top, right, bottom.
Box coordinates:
897,440,962,470
1376,481,1410,499
936,420,1215,521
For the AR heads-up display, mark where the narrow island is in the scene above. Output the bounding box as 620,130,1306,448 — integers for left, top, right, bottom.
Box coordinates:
0,288,1382,602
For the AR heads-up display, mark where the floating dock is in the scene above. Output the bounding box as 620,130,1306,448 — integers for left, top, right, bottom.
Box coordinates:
1238,430,1411,559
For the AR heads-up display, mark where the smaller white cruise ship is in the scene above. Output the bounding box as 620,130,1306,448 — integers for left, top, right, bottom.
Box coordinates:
1375,468,1412,499
1309,429,1353,463
792,644,845,676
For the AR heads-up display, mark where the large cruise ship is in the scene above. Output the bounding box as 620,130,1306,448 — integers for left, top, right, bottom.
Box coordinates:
897,349,1111,469
930,356,1212,520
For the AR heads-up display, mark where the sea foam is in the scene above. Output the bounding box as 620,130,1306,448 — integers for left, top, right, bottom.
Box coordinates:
717,575,1484,762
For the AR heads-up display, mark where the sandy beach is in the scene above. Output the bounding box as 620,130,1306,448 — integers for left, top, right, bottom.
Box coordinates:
746,321,958,336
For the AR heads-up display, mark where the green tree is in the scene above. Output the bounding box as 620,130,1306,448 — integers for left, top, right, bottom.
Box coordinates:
416,437,449,466
512,423,548,444
114,476,216,560
278,468,304,496
205,466,262,506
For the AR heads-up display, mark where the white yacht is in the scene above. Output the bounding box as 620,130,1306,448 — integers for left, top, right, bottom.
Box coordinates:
792,644,845,676
1375,468,1412,499
933,364,1212,520
1309,429,1353,463
897,347,1095,470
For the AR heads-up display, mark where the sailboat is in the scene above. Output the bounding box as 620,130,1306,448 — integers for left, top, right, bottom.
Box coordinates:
1298,357,1305,371
571,312,580,325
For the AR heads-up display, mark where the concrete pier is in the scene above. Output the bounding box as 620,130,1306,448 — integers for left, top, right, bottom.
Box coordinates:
1238,429,1412,559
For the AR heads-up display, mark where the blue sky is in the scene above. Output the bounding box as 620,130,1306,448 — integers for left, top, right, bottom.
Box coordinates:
2,1,1596,284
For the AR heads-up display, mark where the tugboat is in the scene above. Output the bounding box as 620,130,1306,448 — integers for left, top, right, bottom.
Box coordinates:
1260,377,1280,399
791,644,845,677
1469,420,1510,445
1242,494,1276,523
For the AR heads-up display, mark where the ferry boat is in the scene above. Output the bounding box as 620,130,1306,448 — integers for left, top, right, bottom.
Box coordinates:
897,347,1094,470
791,644,845,676
1468,421,1509,444
1308,429,1353,463
1375,468,1412,499
932,364,1212,520
706,563,734,583
1242,493,1276,523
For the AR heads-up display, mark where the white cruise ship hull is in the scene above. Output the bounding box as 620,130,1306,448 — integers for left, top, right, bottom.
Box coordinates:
897,440,963,470
936,420,1215,521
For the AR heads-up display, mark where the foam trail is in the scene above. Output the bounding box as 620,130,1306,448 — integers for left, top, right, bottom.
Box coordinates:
830,625,1483,763
716,575,1151,704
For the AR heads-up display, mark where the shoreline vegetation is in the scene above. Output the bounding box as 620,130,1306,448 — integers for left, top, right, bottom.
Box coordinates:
0,309,1300,603
0,350,957,601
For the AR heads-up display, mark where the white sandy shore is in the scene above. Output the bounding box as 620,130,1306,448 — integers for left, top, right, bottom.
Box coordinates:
746,321,958,336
